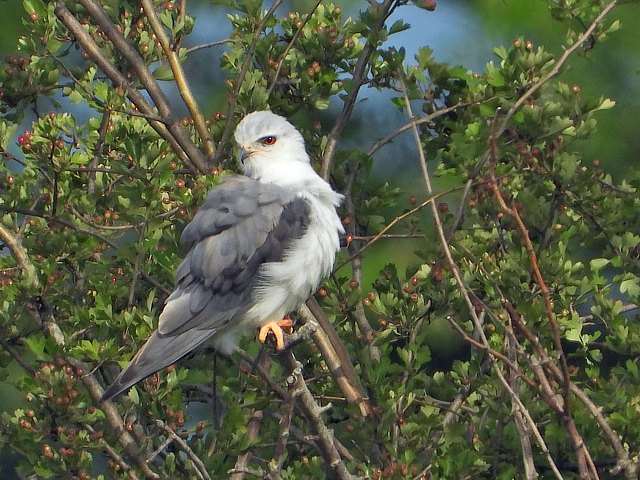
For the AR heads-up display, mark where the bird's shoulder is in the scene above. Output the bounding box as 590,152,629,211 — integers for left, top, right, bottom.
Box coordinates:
180,175,301,248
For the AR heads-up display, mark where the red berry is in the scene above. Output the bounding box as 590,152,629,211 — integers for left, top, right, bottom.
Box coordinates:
437,202,449,214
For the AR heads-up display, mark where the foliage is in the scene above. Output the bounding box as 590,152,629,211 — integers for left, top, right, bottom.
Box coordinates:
1,0,639,479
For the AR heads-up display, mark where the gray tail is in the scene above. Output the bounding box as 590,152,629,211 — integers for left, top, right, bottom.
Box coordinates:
100,329,212,402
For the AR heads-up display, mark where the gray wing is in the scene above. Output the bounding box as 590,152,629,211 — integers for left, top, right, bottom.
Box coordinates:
101,176,310,401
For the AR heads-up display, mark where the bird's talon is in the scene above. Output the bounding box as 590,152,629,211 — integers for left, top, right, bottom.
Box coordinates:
258,318,294,351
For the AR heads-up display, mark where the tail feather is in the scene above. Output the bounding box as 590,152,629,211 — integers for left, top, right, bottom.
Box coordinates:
100,329,213,402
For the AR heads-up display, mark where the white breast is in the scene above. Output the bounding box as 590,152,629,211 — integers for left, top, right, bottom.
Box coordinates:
247,181,344,325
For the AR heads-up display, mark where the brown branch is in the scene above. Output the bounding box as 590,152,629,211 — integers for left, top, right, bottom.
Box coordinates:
0,339,38,376
229,410,263,480
230,352,270,480
505,299,636,479
320,0,396,180
156,420,212,480
53,2,201,174
341,164,381,367
88,109,111,195
84,424,139,480
141,0,215,159
280,350,358,480
400,75,566,478
489,139,592,477
17,283,160,479
506,324,538,479
300,299,371,416
271,395,295,475
447,1,618,238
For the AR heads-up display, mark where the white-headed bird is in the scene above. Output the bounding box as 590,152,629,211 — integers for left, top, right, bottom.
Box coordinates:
101,111,344,401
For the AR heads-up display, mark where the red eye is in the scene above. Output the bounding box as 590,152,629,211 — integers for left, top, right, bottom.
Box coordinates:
261,136,277,146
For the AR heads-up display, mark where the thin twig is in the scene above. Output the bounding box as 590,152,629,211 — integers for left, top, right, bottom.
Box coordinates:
185,39,234,54
366,102,472,157
266,0,322,97
156,420,212,480
400,74,565,479
321,0,397,180
141,0,215,159
213,0,283,165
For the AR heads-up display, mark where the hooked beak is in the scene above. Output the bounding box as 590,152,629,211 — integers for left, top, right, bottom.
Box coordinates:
238,146,253,164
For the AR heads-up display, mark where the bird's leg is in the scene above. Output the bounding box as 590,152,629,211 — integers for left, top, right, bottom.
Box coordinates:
258,316,294,351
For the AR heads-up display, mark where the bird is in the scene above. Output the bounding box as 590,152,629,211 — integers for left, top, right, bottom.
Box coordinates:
100,111,344,402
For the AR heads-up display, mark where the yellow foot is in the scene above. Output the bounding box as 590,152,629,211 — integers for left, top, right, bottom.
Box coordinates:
258,316,294,351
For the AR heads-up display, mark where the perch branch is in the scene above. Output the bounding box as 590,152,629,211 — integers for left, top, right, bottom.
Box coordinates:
300,299,371,416
280,350,358,480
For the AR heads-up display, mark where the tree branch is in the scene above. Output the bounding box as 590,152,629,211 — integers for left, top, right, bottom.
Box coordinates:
400,74,565,479
53,1,202,174
321,0,397,180
280,350,358,480
141,0,215,159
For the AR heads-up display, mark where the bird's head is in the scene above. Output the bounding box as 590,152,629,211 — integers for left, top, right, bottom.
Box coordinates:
234,111,311,182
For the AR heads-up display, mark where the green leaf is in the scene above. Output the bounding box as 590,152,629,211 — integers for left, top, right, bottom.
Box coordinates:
590,258,609,271
620,277,640,298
